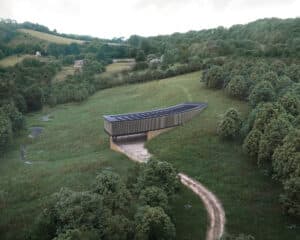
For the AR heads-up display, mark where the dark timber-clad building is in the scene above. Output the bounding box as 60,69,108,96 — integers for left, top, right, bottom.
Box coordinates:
103,103,207,138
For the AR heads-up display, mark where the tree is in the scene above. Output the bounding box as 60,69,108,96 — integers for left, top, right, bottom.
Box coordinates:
257,116,291,167
252,102,284,132
136,50,146,62
138,160,179,196
226,75,248,99
243,129,262,159
1,103,25,132
53,188,106,234
139,186,168,212
134,206,175,240
249,81,276,107
0,109,12,152
103,215,133,240
261,71,279,89
33,188,107,240
93,171,131,213
217,108,242,139
286,64,300,82
53,228,100,240
280,177,300,218
272,130,300,180
221,233,255,240
279,93,300,117
203,65,226,89
24,86,44,111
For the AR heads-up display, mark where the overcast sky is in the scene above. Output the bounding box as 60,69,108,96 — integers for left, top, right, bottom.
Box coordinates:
0,0,299,39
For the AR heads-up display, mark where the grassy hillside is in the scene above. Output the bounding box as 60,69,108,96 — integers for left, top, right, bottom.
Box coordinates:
0,71,298,239
18,29,85,44
0,55,33,67
0,54,52,67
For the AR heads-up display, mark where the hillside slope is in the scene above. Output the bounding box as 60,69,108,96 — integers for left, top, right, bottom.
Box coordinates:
0,71,298,239
18,29,85,44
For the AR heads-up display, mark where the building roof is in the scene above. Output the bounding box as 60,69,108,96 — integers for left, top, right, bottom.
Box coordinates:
104,102,207,122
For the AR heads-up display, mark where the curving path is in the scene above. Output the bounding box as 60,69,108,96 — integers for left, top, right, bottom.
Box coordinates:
179,173,225,240
113,135,225,240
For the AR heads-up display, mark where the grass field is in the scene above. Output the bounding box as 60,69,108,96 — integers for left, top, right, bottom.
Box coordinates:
0,55,53,68
18,29,85,45
0,71,298,239
52,66,74,82
99,60,136,78
0,55,34,67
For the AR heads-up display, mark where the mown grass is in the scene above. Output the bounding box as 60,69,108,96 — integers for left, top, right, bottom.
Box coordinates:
18,29,85,45
0,71,298,240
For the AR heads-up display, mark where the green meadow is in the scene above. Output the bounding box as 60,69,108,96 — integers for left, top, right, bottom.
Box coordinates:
0,71,298,239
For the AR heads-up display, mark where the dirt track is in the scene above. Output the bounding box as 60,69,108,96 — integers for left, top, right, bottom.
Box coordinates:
179,173,225,240
113,136,225,240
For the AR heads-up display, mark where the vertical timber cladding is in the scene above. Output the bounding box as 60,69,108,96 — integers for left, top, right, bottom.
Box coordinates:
103,103,208,136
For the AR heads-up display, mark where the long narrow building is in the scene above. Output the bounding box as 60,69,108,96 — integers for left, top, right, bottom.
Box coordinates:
103,102,207,138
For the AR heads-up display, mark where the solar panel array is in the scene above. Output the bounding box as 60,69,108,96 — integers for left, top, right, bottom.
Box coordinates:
104,103,207,122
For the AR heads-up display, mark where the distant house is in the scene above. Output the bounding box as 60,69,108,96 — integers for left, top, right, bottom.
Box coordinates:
74,60,84,71
149,55,163,68
35,51,41,57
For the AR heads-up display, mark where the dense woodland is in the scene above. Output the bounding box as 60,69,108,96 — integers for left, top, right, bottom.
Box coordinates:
0,17,299,239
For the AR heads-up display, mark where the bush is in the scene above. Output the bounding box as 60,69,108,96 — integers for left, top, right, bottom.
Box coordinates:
249,81,276,106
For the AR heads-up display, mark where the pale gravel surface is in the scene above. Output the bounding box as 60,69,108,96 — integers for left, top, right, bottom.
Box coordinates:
113,134,226,240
